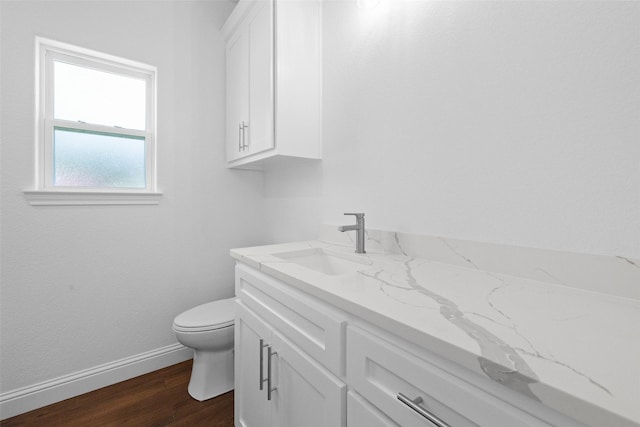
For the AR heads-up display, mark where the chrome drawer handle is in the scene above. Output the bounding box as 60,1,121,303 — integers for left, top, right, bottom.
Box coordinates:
397,393,450,427
267,346,277,401
241,121,249,150
259,339,268,390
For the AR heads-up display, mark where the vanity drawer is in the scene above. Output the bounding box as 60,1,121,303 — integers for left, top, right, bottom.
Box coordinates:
235,262,346,376
346,326,549,427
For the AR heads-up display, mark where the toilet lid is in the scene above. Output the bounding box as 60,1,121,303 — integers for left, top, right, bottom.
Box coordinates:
173,298,235,332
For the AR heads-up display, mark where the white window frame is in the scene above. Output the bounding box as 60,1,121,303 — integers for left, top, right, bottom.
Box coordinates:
24,37,162,206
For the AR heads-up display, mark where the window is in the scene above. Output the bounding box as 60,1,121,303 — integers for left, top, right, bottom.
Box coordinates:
26,38,161,205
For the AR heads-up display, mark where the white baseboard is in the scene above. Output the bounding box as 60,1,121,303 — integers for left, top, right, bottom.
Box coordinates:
0,343,193,420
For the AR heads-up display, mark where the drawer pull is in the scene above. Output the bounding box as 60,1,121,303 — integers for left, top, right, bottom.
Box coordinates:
241,121,249,150
397,393,450,427
259,339,268,390
267,346,277,401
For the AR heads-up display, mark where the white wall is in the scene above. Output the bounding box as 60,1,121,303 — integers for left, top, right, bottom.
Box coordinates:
0,0,266,397
265,0,640,259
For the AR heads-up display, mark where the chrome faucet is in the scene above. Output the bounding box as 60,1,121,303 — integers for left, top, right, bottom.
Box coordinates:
338,213,366,254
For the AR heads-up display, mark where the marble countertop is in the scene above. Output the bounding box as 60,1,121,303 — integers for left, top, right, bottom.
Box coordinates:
231,236,640,427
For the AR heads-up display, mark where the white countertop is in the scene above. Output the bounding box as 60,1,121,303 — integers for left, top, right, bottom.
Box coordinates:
231,239,640,427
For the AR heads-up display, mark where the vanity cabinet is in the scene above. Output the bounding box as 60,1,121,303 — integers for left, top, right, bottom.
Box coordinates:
234,261,584,427
234,264,346,427
222,0,322,168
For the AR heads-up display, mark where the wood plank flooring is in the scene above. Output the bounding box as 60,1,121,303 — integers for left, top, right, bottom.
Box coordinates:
0,360,234,427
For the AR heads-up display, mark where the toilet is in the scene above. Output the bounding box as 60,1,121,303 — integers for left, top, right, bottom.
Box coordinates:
172,298,235,401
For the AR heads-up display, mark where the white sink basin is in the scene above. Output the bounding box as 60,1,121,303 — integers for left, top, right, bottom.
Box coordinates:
274,248,367,276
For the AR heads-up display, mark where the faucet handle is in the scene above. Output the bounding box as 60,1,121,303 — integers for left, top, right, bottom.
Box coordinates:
343,213,365,225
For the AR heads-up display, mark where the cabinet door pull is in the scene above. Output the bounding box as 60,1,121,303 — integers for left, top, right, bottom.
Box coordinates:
239,122,243,152
397,393,450,427
241,122,249,150
259,339,269,390
267,346,277,401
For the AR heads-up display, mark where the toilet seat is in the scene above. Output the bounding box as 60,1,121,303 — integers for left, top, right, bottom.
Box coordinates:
173,298,235,333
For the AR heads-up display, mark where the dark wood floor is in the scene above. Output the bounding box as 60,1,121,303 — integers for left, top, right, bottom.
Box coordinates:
0,360,234,426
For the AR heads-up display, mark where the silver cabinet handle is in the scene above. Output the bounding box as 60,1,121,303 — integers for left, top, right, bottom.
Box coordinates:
267,346,277,401
238,122,243,152
241,121,249,150
397,393,450,427
259,339,268,390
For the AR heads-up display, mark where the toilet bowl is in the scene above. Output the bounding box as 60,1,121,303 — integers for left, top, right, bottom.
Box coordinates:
172,298,235,401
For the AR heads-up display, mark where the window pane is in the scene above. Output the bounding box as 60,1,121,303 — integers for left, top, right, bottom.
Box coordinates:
54,61,146,130
54,128,146,188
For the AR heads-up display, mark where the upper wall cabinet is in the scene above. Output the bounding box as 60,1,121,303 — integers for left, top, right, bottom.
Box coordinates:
223,0,322,168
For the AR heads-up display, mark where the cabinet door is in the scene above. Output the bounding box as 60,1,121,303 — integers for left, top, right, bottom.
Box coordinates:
347,391,399,427
271,331,346,427
226,30,249,162
235,301,272,427
247,0,274,156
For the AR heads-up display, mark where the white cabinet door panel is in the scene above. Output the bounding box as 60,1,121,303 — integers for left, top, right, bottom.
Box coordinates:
347,391,399,427
272,332,346,427
247,0,274,155
235,301,272,427
226,31,249,162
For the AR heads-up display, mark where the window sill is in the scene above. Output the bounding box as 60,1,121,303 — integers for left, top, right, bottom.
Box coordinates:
23,190,163,206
